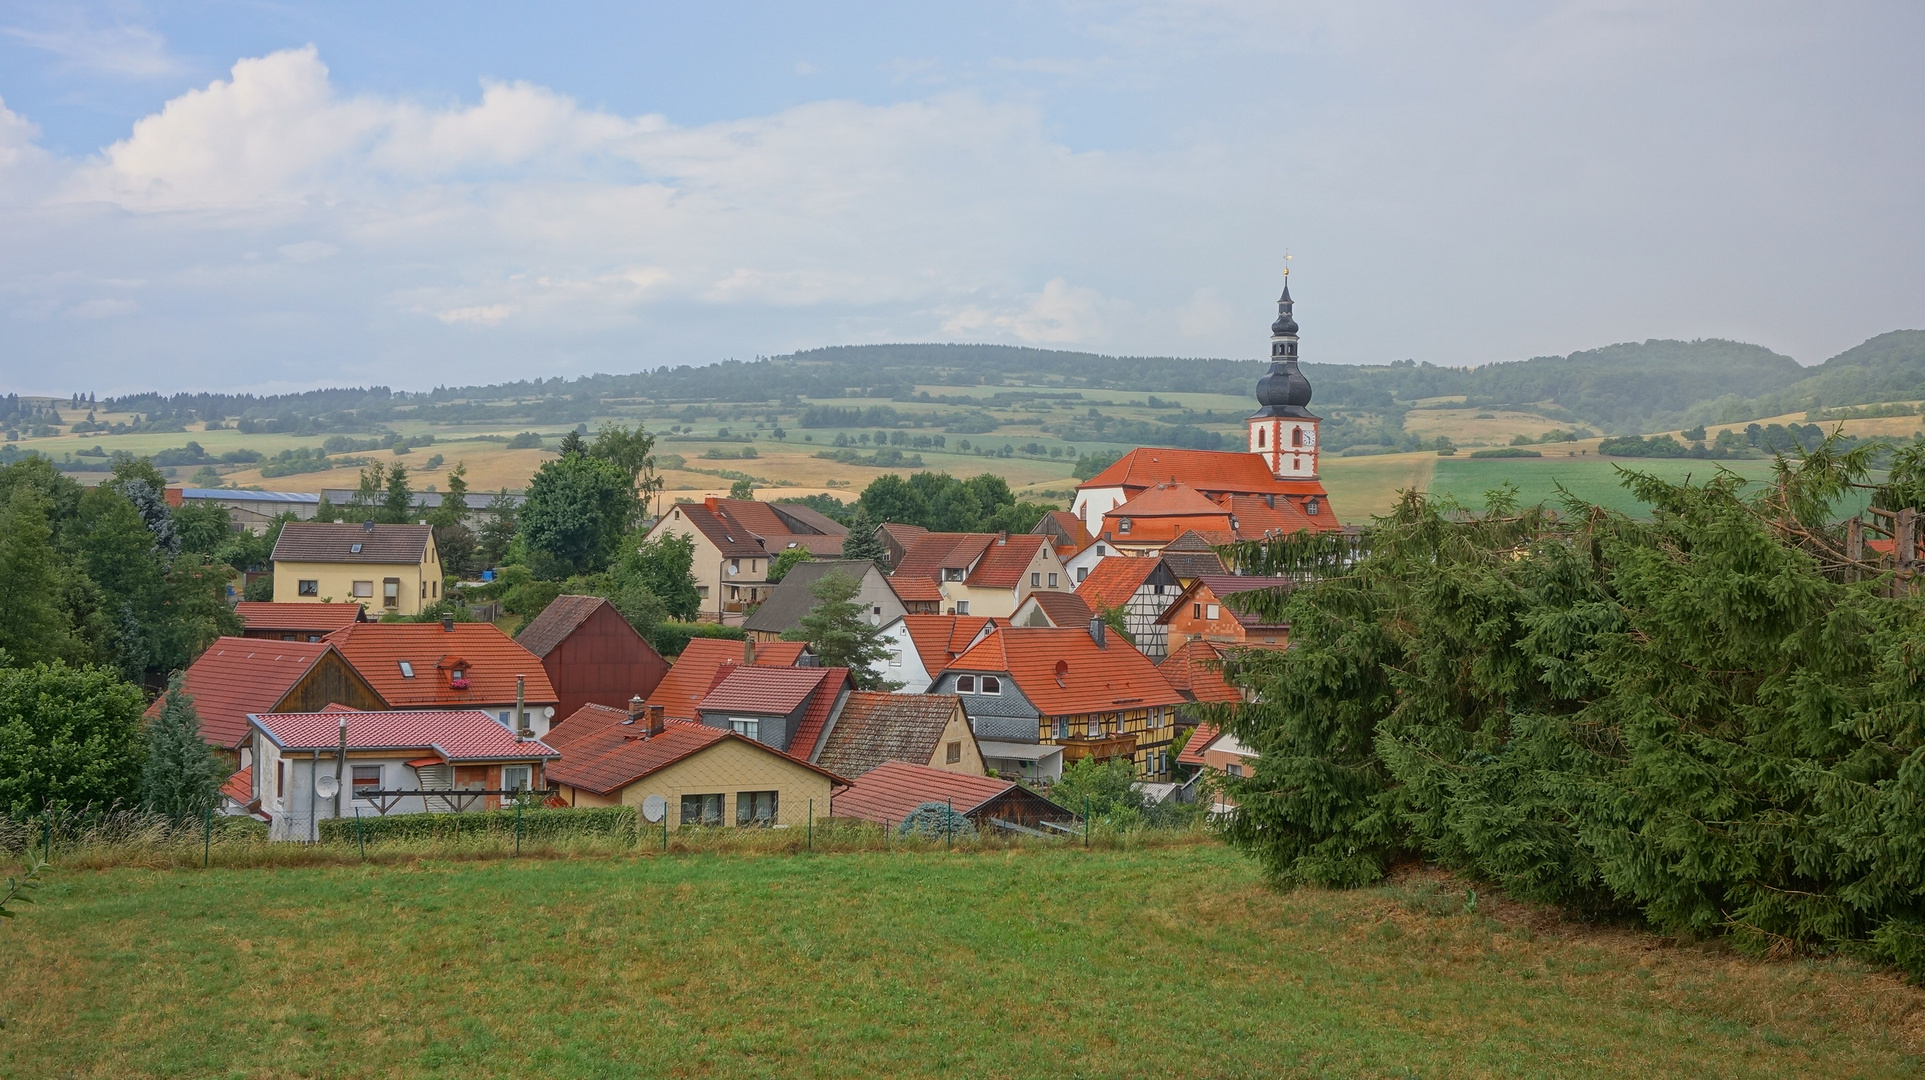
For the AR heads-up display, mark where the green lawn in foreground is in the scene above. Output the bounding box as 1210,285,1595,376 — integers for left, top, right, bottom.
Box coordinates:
1429,455,1787,516
2,845,1917,1079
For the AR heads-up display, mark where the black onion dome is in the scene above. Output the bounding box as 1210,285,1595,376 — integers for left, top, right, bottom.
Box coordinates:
1250,278,1317,419
1270,281,1298,335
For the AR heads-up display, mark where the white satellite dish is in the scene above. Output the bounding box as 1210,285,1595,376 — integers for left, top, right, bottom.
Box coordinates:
315,774,340,799
641,794,667,823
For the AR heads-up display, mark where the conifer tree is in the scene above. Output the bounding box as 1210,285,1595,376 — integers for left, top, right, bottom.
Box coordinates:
839,511,890,568
140,673,224,821
782,571,898,689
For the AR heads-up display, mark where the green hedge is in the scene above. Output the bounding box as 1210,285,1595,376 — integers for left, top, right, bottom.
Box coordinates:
317,804,638,844
652,621,746,657
1466,447,1542,458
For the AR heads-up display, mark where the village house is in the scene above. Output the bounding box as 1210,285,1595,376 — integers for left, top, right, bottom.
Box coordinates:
1176,722,1257,814
1076,556,1183,658
1157,530,1230,582
875,522,929,571
326,619,561,737
1010,590,1096,629
160,636,386,767
1069,280,1343,540
244,707,558,841
1031,510,1092,562
271,521,443,616
693,663,853,761
874,614,1000,694
544,700,844,826
890,531,1068,618
742,560,908,641
515,595,669,720
643,497,848,622
832,761,1074,832
1158,574,1292,649
235,602,368,641
647,638,809,721
936,622,1190,780
813,692,983,779
1158,639,1249,706
1062,537,1116,584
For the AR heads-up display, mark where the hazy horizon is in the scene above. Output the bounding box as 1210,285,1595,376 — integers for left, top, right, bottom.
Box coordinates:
3,2,1920,395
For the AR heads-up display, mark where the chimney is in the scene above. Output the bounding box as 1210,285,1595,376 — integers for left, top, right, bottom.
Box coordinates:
646,703,665,737
744,638,757,665
627,694,646,722
362,518,376,532
515,674,530,736
704,495,722,511
1089,617,1107,648
441,614,455,632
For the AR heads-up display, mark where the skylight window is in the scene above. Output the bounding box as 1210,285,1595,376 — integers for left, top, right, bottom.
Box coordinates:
350,543,363,554
399,661,415,678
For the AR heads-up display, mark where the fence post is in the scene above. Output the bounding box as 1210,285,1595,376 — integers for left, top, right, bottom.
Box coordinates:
663,813,669,853
1085,795,1091,849
807,799,813,853
515,800,523,857
355,808,366,860
202,805,212,869
43,808,52,863
946,799,953,848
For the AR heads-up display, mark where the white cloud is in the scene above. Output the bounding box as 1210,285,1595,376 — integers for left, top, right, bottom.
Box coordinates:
278,241,339,263
64,297,138,318
943,279,1122,344
436,304,514,326
4,18,181,78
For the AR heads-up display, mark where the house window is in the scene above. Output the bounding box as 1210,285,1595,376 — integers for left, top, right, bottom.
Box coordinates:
398,660,416,678
681,793,724,826
1055,717,1069,739
1047,573,1058,588
980,676,1001,695
383,578,401,608
1306,497,1320,516
352,765,382,796
946,741,962,764
350,542,363,554
697,585,710,598
501,766,531,793
955,675,976,693
352,580,374,598
1118,518,1132,534
730,718,760,741
1077,567,1088,582
955,601,969,615
1096,544,1106,556
1226,763,1244,777
1031,572,1041,588
1087,716,1100,737
420,581,427,599
298,579,319,597
276,759,286,799
1291,427,1305,447
943,567,965,582
1192,603,1201,619
1206,604,1220,620
737,790,778,826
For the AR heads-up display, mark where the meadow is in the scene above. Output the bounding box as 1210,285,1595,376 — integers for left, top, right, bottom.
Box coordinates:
2,843,1920,1079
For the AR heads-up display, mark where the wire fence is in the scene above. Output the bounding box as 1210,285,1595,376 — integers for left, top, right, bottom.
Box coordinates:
0,805,1218,873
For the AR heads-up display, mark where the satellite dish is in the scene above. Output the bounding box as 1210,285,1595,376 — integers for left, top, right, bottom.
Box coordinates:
641,794,667,823
315,774,340,799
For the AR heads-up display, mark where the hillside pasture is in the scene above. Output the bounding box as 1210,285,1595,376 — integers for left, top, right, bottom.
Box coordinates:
1428,455,1786,516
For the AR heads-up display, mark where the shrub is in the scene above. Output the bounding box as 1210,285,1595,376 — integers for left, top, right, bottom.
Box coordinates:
318,805,639,844
1467,447,1542,458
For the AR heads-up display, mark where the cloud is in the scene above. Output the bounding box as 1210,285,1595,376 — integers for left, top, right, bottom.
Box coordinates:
436,304,514,326
942,279,1122,344
4,18,181,78
278,241,339,263
64,297,138,319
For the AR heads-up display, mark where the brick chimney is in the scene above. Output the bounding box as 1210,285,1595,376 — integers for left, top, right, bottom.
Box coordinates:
646,703,666,737
704,495,722,511
744,638,757,665
627,694,645,722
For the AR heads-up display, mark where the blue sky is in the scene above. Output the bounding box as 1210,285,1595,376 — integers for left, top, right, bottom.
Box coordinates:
1,1,1921,394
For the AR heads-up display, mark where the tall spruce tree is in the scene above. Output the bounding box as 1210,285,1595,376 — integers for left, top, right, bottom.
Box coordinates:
781,571,898,689
140,673,224,820
840,511,890,568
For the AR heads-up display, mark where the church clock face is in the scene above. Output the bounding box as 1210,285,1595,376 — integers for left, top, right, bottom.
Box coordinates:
1300,426,1316,448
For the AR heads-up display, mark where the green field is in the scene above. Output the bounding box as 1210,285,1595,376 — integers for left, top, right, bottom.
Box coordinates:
3,844,1918,1078
1428,455,1789,516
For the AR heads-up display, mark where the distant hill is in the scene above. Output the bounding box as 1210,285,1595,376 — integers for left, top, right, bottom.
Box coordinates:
83,332,1918,438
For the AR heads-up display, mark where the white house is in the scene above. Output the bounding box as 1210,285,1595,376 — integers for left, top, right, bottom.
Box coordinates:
874,614,1001,693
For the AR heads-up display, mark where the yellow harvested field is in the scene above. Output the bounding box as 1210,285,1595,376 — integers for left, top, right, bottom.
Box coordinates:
1321,451,1438,519
1402,407,1579,445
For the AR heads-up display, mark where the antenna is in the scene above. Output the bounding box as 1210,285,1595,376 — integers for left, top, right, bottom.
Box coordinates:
641,794,667,823
315,773,340,799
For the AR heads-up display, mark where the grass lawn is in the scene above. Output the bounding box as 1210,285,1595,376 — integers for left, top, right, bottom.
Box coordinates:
2,844,1918,1079
1427,455,1789,516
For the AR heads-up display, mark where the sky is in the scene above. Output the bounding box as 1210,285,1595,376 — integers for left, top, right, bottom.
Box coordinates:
0,1,1921,395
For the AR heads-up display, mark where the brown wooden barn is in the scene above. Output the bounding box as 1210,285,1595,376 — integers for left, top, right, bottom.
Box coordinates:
515,595,670,721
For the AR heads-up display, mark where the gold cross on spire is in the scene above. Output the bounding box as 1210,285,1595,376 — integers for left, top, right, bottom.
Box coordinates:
1283,251,1291,277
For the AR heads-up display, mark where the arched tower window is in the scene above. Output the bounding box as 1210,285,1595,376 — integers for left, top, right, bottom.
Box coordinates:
1291,427,1304,447
1256,428,1266,448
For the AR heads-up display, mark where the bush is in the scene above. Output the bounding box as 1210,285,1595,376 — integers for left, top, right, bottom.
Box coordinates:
318,805,638,844
1467,447,1542,458
505,432,545,450
651,620,746,657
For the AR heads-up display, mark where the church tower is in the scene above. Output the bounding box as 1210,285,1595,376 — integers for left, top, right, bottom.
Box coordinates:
1247,276,1319,480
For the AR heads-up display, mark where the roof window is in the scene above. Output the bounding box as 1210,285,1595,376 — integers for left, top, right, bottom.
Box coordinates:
398,660,415,678
350,543,363,554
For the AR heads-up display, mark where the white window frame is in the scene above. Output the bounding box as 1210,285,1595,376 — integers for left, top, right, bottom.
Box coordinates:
980,676,1001,695
501,765,532,793
955,675,976,693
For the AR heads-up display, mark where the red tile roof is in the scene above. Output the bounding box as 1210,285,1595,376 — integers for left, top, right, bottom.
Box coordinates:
695,665,851,761
547,717,848,796
898,615,999,675
1177,722,1221,767
948,626,1186,715
514,595,611,658
892,533,996,583
325,622,556,709
1080,449,1293,496
966,534,1051,589
544,702,634,751
250,709,558,761
1225,494,1318,538
1184,575,1294,629
235,602,366,634
1035,510,1092,554
1016,590,1095,627
650,638,808,720
1159,640,1243,704
1076,556,1161,610
672,498,848,560
220,766,253,805
831,760,1032,823
153,637,370,749
1110,483,1234,519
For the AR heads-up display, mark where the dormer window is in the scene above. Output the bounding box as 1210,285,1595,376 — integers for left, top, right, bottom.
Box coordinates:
1306,497,1320,516
398,661,415,678
448,667,469,689
1118,518,1132,534
981,676,1001,695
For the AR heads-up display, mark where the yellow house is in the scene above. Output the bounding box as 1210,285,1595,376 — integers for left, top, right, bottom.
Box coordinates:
891,533,1071,620
545,703,843,826
271,521,442,616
